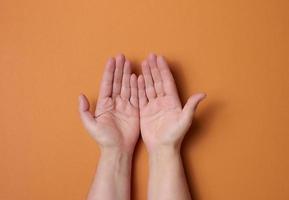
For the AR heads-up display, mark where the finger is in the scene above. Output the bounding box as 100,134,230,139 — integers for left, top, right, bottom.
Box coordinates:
141,60,156,100
78,94,96,130
120,60,131,100
130,73,138,107
157,55,178,97
181,93,207,127
137,75,148,108
99,58,115,98
112,54,125,97
148,53,164,97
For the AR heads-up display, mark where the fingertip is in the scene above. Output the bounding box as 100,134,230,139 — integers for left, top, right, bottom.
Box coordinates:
157,55,164,61
78,93,89,112
124,60,132,73
124,59,131,66
148,52,157,60
186,93,207,113
141,61,151,75
148,53,158,68
156,55,166,68
106,57,115,64
141,60,148,67
115,54,125,72
157,55,168,65
131,73,137,81
116,53,125,61
78,95,84,111
138,74,144,84
78,93,84,105
130,74,138,87
116,52,125,57
105,57,116,71
196,92,207,101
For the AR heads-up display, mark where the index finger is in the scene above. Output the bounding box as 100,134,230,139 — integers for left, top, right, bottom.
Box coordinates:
157,55,178,97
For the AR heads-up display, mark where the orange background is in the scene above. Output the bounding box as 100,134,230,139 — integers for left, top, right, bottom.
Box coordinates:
1,0,289,199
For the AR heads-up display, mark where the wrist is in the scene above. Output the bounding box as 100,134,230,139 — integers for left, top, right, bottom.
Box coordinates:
148,145,182,176
147,141,181,154
148,145,181,161
98,147,133,176
95,145,133,199
100,147,134,158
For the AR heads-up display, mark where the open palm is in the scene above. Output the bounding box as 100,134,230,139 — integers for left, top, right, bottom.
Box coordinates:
79,55,139,153
138,54,206,152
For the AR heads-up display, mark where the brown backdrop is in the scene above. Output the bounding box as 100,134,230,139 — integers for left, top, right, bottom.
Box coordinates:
1,0,289,199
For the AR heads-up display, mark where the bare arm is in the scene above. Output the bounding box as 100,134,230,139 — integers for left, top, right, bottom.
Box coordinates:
79,54,139,200
148,147,191,200
87,149,132,200
138,53,206,200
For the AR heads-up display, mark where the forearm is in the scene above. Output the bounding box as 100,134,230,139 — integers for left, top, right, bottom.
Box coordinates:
148,146,192,200
87,148,133,200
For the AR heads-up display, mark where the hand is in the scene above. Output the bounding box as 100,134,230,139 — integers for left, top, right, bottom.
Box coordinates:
79,54,139,154
138,53,206,153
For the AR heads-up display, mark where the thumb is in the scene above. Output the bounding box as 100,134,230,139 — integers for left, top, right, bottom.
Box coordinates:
181,92,207,127
78,93,95,129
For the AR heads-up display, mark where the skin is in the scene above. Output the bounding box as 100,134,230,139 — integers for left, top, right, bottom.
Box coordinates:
79,53,206,200
79,54,139,200
138,53,206,200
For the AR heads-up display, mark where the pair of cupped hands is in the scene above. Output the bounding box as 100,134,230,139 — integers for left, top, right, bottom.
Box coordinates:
78,53,206,155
